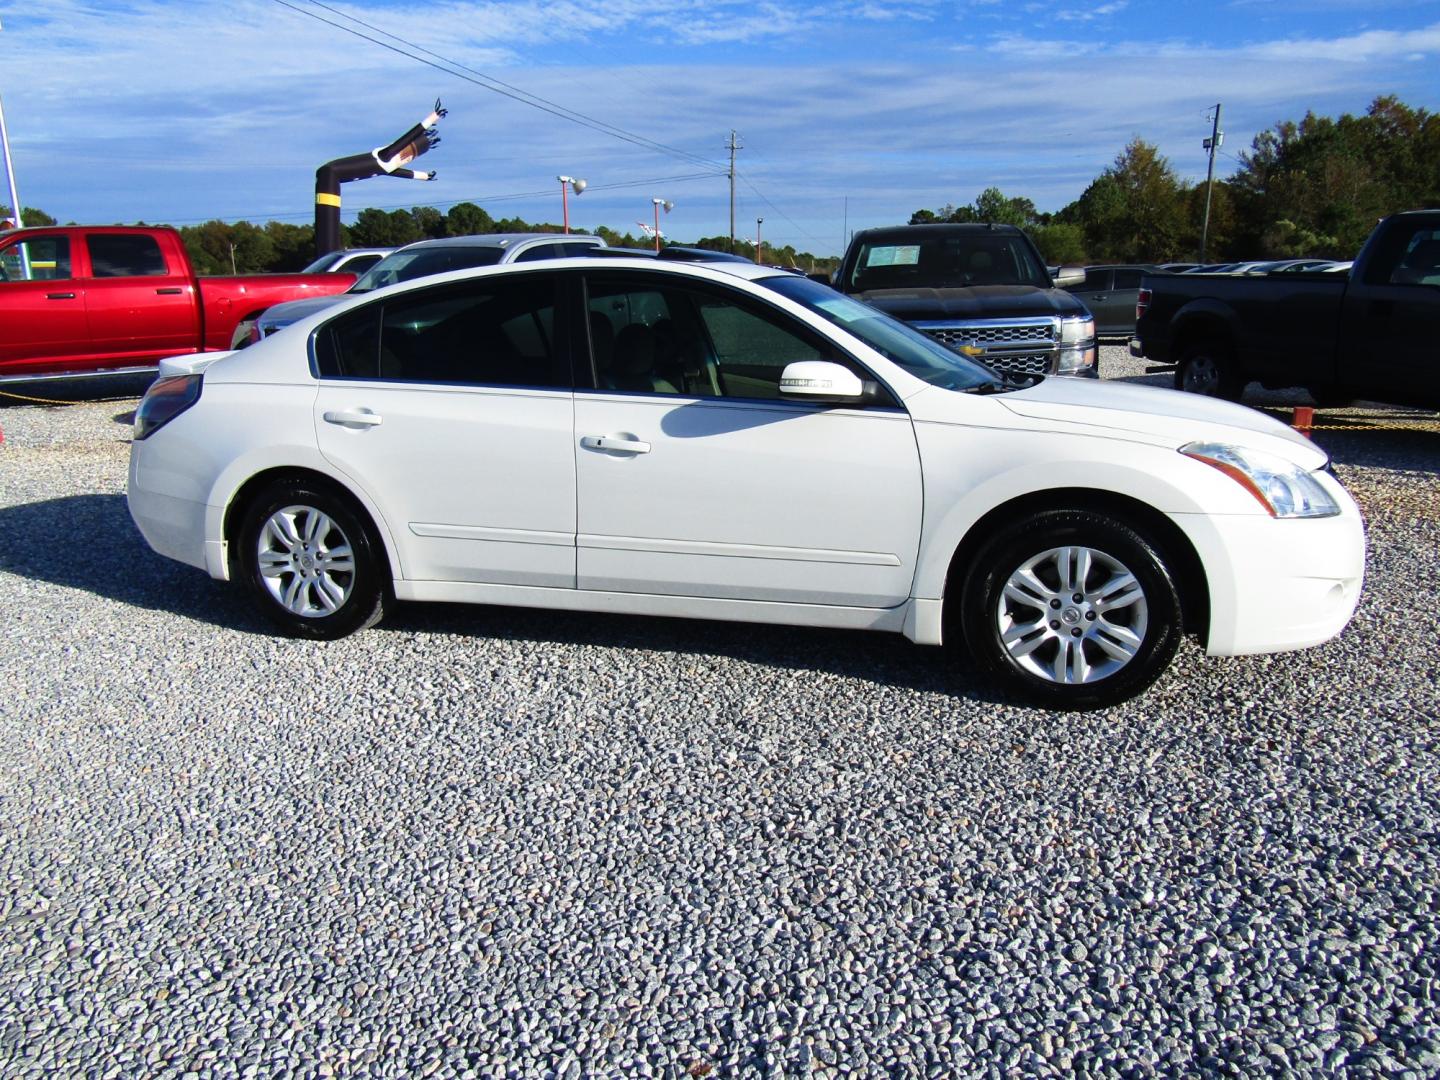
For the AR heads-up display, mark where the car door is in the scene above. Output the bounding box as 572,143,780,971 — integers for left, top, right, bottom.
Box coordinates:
573,270,923,608
1106,267,1144,337
0,234,90,374
83,231,198,360
1340,221,1440,403
313,271,578,587
1069,267,1112,332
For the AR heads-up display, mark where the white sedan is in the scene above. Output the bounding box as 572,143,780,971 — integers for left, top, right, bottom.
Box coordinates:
127,257,1364,709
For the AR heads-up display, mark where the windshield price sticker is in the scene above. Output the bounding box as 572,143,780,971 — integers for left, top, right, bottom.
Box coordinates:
865,245,921,267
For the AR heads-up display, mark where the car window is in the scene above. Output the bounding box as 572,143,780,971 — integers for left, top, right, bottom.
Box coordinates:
352,246,506,293
514,243,568,263
849,233,1052,291
87,234,168,278
1079,268,1111,292
1389,228,1440,286
339,253,385,275
313,275,565,387
585,275,857,400
1112,268,1143,290
0,237,71,281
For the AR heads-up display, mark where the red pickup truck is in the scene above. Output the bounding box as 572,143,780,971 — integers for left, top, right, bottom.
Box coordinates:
0,225,356,380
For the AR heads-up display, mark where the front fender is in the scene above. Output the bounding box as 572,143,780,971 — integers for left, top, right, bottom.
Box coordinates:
911,423,1262,600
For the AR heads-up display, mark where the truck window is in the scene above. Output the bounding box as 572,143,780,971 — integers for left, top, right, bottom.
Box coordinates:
0,237,71,281
87,234,168,278
1390,229,1440,286
849,233,1050,291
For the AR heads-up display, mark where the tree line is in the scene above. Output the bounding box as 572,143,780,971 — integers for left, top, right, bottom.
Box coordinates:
7,96,1435,272
911,96,1439,265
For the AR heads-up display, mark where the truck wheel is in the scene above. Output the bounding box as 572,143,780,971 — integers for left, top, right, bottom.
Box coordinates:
237,480,389,640
1176,339,1243,401
957,509,1183,710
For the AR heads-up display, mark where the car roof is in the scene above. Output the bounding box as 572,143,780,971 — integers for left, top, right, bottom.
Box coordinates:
854,223,1026,240
393,232,603,253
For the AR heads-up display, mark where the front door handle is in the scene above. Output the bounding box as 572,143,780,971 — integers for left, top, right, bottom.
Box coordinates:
581,434,651,454
156,287,184,295
323,409,383,428
1092,294,1108,301
46,292,76,300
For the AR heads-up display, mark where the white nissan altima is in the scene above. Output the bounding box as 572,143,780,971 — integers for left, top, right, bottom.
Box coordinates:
127,257,1364,709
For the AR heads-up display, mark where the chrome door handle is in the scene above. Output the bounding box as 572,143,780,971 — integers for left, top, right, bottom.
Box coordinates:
581,435,651,454
323,409,383,428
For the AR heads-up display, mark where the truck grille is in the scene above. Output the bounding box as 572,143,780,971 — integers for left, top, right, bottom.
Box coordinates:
913,318,1061,377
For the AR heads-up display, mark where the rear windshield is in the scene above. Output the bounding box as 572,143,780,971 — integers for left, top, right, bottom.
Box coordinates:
848,232,1050,291
352,246,505,293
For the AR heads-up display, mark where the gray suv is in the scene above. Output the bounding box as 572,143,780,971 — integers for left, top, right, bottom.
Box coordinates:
240,233,606,346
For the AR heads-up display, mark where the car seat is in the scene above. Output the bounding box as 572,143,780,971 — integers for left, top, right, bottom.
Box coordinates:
609,323,678,394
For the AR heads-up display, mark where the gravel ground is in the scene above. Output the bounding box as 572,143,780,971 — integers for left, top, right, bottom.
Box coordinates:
2,351,1438,1077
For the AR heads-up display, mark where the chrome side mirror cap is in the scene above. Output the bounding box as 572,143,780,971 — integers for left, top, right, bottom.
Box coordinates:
1053,265,1086,288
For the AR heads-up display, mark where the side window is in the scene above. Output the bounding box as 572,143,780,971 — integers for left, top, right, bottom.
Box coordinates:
1112,268,1143,290
585,276,851,401
87,234,168,278
1389,228,1440,286
514,243,565,263
1079,268,1111,292
315,275,565,387
0,237,72,281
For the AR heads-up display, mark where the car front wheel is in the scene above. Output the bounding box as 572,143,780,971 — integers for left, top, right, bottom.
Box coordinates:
958,510,1183,709
237,481,389,639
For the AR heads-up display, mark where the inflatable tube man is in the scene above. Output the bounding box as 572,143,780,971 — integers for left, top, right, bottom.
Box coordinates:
314,100,447,257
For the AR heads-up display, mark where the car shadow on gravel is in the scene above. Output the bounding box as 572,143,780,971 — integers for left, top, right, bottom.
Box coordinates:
0,493,262,632
0,494,1010,701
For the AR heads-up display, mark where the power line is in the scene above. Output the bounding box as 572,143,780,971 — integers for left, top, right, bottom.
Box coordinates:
272,0,725,172
736,170,822,244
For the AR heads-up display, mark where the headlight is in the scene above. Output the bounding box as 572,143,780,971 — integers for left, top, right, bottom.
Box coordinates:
1059,316,1095,344
1180,442,1339,518
134,375,202,440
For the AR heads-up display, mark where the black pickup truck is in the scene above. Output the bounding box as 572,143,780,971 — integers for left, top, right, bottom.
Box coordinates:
1132,210,1440,407
834,224,1098,378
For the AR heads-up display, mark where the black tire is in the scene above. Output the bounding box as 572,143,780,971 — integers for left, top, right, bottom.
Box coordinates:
236,480,389,640
957,509,1183,710
1175,337,1243,401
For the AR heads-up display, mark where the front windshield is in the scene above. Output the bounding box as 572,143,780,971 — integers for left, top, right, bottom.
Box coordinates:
761,276,1000,392
352,246,505,293
848,232,1051,291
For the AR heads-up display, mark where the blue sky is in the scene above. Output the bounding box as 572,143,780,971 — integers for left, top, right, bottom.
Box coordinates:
1,0,1437,255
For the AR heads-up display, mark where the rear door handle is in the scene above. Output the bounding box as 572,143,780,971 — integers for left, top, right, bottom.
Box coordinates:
323,409,383,428
581,434,651,454
46,292,76,300
155,287,183,295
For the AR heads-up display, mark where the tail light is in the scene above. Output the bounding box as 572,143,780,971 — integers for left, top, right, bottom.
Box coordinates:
1136,287,1152,321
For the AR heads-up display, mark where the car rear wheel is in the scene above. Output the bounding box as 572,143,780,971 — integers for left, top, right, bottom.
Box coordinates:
1176,338,1243,401
237,480,389,639
958,510,1183,709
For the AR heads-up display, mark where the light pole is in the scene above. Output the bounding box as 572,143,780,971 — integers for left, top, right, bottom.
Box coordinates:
0,18,31,278
651,198,673,252
755,217,764,264
557,175,587,234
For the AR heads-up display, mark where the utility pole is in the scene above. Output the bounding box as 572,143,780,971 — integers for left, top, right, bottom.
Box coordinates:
0,18,32,278
726,129,742,255
1200,103,1223,262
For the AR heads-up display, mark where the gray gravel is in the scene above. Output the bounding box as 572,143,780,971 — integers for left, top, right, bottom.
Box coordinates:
2,351,1439,1077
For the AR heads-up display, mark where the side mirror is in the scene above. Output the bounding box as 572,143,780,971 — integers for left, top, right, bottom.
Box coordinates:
779,360,871,405
1052,264,1086,288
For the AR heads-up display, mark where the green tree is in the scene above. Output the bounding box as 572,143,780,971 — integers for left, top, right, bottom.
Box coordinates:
1,206,56,227
348,208,425,248
445,202,494,236
1067,140,1189,261
1030,222,1086,264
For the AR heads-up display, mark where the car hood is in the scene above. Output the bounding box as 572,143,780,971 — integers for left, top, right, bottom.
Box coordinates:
257,292,352,329
855,285,1089,321
987,378,1328,468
